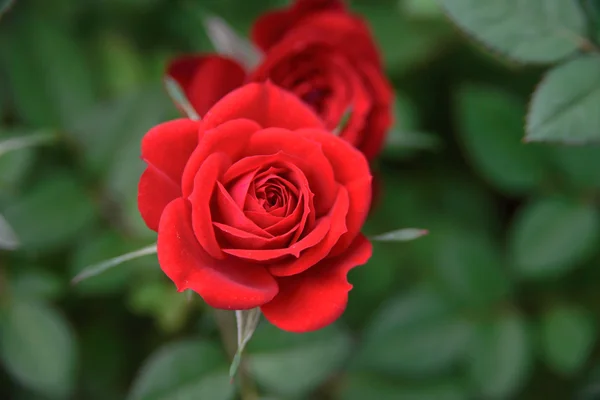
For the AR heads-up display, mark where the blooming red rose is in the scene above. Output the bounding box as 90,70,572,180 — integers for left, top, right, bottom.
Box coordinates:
138,82,373,333
166,0,393,161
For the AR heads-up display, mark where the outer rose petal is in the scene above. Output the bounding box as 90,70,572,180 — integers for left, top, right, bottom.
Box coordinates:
201,81,324,132
158,198,278,310
251,0,346,52
296,128,372,255
355,62,394,160
167,55,246,118
138,119,201,231
261,234,372,332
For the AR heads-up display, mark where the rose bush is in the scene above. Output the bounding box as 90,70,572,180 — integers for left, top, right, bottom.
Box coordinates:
137,82,373,332
167,0,393,161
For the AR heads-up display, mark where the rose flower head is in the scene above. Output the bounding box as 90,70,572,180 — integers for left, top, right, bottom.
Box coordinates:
167,0,393,161
137,82,373,333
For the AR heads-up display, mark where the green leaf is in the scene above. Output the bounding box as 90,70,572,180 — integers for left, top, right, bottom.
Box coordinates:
3,171,97,252
127,281,190,334
0,13,96,129
455,85,548,192
509,197,599,278
353,5,452,72
402,0,443,18
0,131,57,158
128,339,233,400
540,304,596,376
355,286,473,375
0,299,77,398
383,93,441,158
526,55,600,143
440,0,586,63
9,268,64,301
0,213,19,250
0,0,15,19
433,229,511,310
340,375,468,400
468,311,532,399
550,146,600,189
371,228,429,242
0,133,34,190
246,323,351,396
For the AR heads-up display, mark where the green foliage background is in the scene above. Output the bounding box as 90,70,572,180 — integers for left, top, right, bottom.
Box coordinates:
2,0,600,399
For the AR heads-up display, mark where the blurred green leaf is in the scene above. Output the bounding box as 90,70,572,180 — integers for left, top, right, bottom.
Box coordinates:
0,213,19,250
526,55,600,143
0,131,56,157
95,33,146,98
468,311,532,399
402,0,443,18
550,146,600,189
0,137,33,190
540,304,596,376
455,85,547,193
434,229,511,310
246,323,351,396
127,280,190,334
9,268,64,301
0,0,14,18
440,0,586,63
0,13,96,129
128,339,233,400
354,4,452,73
340,375,468,400
509,197,599,279
355,286,472,375
0,299,77,399
578,361,600,400
3,171,96,252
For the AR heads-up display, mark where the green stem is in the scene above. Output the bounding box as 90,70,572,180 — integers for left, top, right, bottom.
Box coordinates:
213,309,259,400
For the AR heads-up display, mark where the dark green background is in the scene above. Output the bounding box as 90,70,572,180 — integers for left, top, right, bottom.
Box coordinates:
2,0,600,399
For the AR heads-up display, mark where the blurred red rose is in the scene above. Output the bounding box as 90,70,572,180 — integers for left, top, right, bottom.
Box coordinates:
167,0,393,161
138,82,373,332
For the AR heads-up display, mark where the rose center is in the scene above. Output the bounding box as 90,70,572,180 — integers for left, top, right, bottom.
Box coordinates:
257,184,285,211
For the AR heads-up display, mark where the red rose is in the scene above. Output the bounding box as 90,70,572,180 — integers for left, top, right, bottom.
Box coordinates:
138,82,373,333
166,0,393,161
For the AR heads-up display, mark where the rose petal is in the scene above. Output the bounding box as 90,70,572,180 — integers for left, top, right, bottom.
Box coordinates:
214,221,296,250
355,62,393,160
268,185,348,277
158,198,279,310
214,182,272,238
261,234,372,332
189,153,231,260
222,203,329,262
182,118,261,197
296,128,372,256
201,81,324,132
167,55,246,118
138,119,200,231
228,169,260,208
251,0,346,52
